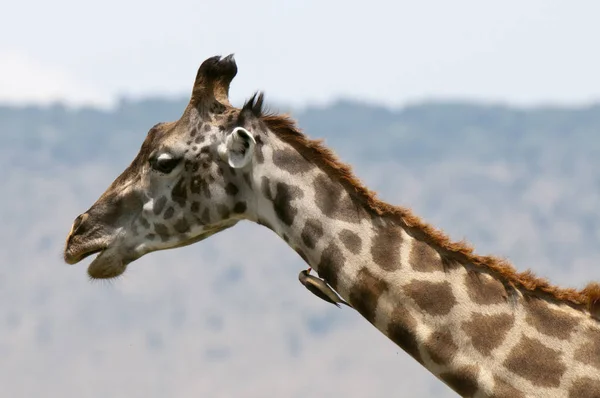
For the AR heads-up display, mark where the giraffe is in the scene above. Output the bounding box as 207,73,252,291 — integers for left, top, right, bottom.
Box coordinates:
63,55,600,397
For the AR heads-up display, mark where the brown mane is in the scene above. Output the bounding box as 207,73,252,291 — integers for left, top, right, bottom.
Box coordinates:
261,112,600,318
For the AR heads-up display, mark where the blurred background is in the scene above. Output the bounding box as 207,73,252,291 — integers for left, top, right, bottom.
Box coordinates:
2,1,600,397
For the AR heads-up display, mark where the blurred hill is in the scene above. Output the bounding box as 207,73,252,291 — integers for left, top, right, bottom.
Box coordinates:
1,98,599,398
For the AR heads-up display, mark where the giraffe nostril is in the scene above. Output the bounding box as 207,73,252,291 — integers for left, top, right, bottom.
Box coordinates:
70,213,89,236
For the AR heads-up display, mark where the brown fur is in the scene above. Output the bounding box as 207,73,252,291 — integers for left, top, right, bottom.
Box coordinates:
260,112,600,318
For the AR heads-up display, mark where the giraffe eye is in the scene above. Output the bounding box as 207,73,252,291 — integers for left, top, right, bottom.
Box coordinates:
150,154,182,174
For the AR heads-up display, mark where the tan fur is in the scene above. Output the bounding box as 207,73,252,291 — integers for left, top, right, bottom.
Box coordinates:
261,113,600,318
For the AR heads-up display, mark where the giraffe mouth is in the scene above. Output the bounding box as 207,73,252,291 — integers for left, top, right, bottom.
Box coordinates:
64,242,107,265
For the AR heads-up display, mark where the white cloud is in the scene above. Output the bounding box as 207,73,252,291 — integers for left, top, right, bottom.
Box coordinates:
0,51,112,107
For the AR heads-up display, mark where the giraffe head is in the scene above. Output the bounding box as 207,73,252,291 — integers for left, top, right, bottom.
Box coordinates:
64,55,264,279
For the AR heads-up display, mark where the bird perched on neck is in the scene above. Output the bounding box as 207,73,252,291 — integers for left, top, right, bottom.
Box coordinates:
298,268,352,308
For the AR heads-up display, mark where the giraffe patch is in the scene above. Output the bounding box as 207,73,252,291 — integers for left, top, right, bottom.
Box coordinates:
225,183,239,196
272,182,303,226
492,377,525,398
387,301,422,364
295,248,309,263
139,216,150,229
233,202,247,214
423,330,457,365
370,224,403,271
191,201,200,213
171,178,187,207
261,177,273,201
339,229,361,254
200,208,211,224
461,313,514,355
174,218,190,233
301,219,324,249
317,243,345,290
254,135,265,164
464,272,507,305
273,147,314,174
313,174,363,223
503,336,566,387
153,196,167,215
525,298,578,340
439,365,479,397
573,327,600,370
154,223,170,242
568,377,600,398
349,267,388,324
409,238,442,272
217,204,230,219
404,280,456,316
163,207,175,220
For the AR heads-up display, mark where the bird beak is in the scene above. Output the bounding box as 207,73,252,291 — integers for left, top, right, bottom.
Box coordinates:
307,267,312,273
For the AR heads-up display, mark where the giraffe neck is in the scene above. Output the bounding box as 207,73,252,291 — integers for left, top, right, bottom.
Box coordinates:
251,137,600,397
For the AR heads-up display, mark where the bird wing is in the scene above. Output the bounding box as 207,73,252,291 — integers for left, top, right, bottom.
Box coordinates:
304,280,341,307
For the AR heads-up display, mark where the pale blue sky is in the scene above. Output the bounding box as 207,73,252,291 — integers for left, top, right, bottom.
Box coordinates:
2,0,599,107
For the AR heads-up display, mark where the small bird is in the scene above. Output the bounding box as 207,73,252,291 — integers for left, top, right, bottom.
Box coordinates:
298,268,352,308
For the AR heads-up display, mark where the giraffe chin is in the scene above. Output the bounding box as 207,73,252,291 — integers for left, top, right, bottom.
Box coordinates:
86,249,133,280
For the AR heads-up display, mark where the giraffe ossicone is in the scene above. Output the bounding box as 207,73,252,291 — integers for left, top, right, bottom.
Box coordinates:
64,55,600,397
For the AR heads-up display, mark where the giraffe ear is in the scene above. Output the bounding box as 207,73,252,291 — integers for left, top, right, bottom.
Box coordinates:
217,127,256,168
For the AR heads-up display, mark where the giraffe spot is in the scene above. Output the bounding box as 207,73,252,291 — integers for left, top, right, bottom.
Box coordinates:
191,162,200,173
225,183,239,196
423,330,457,365
349,268,387,324
387,301,422,363
317,243,345,291
260,177,273,200
153,196,167,215
171,178,187,207
174,218,190,233
573,327,600,370
190,127,197,137
301,219,324,249
139,216,150,229
273,147,314,174
461,313,514,355
439,365,479,397
464,271,507,305
272,182,303,226
370,224,403,271
194,135,205,144
217,166,224,176
313,174,364,223
163,207,175,220
200,208,211,224
191,177,209,198
233,202,247,214
409,238,442,272
191,201,200,213
257,217,273,230
525,298,578,340
145,233,156,241
217,205,230,219
154,223,170,242
295,248,308,263
204,124,211,132
492,377,525,398
404,280,456,316
243,173,252,188
254,135,265,164
568,377,600,398
503,336,566,387
340,229,361,254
